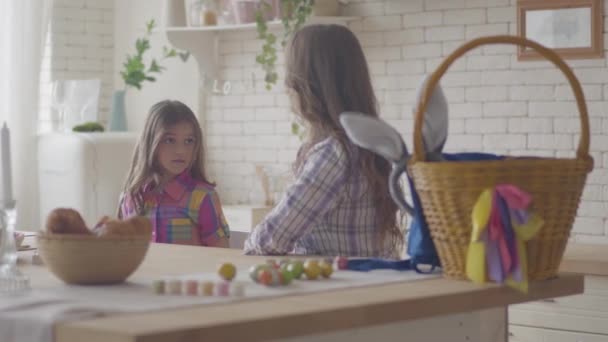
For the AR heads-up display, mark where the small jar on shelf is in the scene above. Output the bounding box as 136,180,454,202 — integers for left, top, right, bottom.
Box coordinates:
201,0,219,26
188,0,203,26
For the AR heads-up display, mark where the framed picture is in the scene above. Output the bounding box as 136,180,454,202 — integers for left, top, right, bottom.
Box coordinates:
517,0,604,60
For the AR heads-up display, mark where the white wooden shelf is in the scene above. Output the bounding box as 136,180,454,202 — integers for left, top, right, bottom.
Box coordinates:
164,16,358,33
161,0,359,79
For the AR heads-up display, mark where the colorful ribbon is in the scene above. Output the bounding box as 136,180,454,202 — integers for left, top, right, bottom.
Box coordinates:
466,185,543,293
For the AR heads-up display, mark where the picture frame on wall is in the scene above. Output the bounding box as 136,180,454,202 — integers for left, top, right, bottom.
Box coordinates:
517,0,604,60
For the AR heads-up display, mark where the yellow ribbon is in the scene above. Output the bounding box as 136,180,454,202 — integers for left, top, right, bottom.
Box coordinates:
465,188,543,293
466,189,492,284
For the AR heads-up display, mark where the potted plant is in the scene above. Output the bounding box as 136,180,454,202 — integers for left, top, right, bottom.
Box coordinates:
255,0,342,91
110,19,190,131
255,0,341,140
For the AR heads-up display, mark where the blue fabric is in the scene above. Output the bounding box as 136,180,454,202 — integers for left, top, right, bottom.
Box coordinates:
344,258,412,272
407,152,506,273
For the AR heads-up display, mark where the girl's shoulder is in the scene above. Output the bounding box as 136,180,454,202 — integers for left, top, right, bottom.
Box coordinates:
309,136,345,156
189,179,217,195
307,136,357,164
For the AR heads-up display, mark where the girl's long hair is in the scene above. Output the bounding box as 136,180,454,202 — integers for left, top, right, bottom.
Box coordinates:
285,24,402,250
120,100,211,215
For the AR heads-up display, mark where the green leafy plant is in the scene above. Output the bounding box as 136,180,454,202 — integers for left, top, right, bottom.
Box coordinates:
121,19,191,90
255,0,314,90
72,122,105,132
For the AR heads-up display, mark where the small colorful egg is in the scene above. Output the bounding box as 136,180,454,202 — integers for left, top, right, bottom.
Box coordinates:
231,283,245,297
249,264,269,282
303,260,321,280
168,279,182,295
319,261,333,278
335,256,348,270
269,268,281,286
200,281,214,296
287,261,304,279
280,269,293,285
257,268,273,286
216,281,230,296
152,279,165,294
185,280,198,295
218,262,237,281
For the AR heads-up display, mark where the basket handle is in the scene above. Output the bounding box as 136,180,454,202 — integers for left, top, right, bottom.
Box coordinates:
412,35,591,162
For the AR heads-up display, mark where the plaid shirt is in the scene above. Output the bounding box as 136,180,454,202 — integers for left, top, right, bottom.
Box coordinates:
244,137,398,258
119,172,230,246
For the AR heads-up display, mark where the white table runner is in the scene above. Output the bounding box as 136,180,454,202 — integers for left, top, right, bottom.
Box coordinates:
0,268,439,342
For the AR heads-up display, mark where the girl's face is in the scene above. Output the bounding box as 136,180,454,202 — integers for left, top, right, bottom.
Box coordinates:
155,121,196,180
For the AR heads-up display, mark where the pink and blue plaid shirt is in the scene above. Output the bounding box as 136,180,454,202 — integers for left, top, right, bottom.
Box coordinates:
119,171,230,246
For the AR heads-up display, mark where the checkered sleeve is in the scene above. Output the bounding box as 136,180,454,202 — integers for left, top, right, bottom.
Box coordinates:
243,139,349,255
197,190,230,246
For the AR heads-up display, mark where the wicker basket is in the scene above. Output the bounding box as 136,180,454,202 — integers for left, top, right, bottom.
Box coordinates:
408,35,594,281
37,233,150,285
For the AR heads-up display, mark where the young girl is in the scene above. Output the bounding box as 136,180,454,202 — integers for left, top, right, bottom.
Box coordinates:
244,25,401,258
118,100,230,248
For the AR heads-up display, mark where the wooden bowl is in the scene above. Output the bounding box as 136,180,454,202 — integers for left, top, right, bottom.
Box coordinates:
36,233,150,285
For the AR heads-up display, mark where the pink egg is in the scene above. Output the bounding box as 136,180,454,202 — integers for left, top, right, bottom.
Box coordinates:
215,281,230,296
335,256,348,270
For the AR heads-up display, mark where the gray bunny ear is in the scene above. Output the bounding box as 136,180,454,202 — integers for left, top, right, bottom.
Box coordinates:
415,75,449,155
339,112,407,163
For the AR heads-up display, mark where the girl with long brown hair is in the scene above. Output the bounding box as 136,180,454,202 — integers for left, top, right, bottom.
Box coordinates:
244,24,401,257
118,100,230,247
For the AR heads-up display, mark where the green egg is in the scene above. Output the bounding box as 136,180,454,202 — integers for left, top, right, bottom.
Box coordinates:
287,261,304,279
280,269,294,285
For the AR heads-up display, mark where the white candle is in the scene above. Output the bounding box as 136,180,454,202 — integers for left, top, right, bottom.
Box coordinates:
0,122,14,208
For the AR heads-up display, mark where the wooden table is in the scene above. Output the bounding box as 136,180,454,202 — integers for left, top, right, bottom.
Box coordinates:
18,242,583,342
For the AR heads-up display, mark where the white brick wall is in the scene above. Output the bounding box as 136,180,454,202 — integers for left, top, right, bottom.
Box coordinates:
197,0,608,242
40,0,113,130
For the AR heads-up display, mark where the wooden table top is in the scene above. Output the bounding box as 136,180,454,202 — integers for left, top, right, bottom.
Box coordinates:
561,243,608,276
19,242,583,342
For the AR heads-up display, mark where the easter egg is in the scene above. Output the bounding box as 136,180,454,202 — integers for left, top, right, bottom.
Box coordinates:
249,264,269,282
200,281,214,296
269,268,281,286
152,279,165,295
303,260,321,280
335,256,348,270
215,281,230,296
231,283,245,297
218,262,237,281
319,261,333,278
257,269,273,286
185,280,198,295
287,261,304,279
280,269,293,285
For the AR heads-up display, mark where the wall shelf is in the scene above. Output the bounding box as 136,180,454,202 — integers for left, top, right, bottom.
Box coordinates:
161,0,359,80
165,16,358,33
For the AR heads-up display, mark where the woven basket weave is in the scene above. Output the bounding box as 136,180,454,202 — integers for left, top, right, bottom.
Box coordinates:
37,233,150,285
408,35,594,281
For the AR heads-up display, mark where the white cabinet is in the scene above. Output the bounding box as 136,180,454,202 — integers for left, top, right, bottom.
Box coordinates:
38,132,138,227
